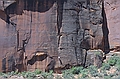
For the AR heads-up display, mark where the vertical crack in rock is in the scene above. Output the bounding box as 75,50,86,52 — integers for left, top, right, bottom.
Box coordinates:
17,30,19,51
86,0,90,7
2,57,6,73
101,0,110,54
16,12,32,72
73,6,81,65
57,0,65,46
75,1,90,66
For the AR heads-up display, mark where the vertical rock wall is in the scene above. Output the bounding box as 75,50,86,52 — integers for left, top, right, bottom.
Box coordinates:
0,19,16,72
58,0,103,66
104,0,120,48
13,3,58,71
0,0,109,72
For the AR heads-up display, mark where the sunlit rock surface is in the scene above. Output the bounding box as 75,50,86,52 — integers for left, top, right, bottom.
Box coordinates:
104,0,120,48
0,0,119,72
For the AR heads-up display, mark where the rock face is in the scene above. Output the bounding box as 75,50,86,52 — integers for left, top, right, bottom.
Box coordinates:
104,0,120,48
58,0,104,67
85,49,103,68
0,0,114,72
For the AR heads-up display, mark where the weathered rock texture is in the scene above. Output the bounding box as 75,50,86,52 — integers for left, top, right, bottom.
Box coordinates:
58,0,104,67
104,0,120,48
85,49,103,68
0,0,116,72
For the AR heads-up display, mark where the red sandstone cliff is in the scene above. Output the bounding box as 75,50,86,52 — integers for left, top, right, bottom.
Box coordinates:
0,0,119,72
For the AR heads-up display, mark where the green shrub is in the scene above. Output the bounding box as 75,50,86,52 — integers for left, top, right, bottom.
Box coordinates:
62,73,75,79
34,69,41,74
102,70,108,76
21,71,27,77
104,75,112,79
19,69,42,79
41,70,53,78
81,73,88,78
7,71,18,76
88,65,99,77
80,68,89,78
80,68,89,74
62,69,75,79
116,65,120,71
71,66,84,74
62,66,90,79
0,72,4,76
115,56,120,71
107,57,117,66
101,63,110,70
24,71,36,78
2,73,9,78
97,73,103,78
46,74,54,79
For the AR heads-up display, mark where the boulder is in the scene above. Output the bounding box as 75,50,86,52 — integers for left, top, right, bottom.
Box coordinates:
84,49,103,68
